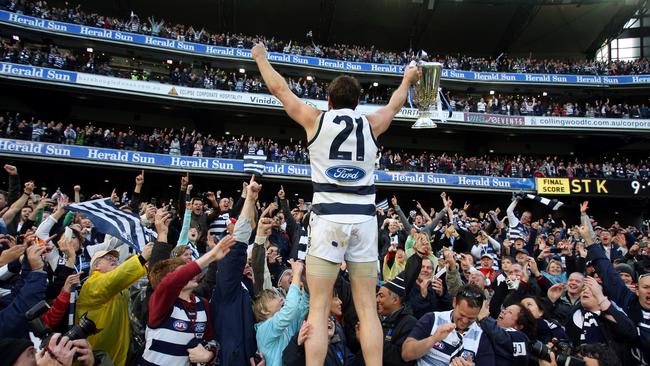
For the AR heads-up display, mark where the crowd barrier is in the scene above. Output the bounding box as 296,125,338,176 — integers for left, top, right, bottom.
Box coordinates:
2,10,650,86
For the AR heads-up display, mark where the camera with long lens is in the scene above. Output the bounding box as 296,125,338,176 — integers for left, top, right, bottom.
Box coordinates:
26,300,101,348
530,339,585,366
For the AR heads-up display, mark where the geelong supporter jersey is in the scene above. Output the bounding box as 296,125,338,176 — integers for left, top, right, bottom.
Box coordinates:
308,108,379,224
142,296,209,366
415,310,483,366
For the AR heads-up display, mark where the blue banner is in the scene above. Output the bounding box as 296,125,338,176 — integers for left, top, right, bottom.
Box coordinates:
1,10,649,85
0,139,535,191
0,62,77,82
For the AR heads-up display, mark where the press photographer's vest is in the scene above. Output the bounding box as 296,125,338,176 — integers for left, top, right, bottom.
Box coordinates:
417,310,483,366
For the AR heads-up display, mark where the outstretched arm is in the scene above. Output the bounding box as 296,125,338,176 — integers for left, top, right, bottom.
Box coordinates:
367,66,419,137
252,43,320,138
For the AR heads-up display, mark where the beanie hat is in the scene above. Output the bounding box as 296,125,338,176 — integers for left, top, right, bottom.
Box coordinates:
0,338,33,366
615,263,635,281
382,275,406,299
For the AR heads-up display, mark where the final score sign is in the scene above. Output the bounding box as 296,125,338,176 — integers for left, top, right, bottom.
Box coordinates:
536,178,650,197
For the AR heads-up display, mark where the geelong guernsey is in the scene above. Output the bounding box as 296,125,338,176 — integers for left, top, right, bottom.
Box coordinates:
142,296,209,366
308,109,379,224
418,310,483,366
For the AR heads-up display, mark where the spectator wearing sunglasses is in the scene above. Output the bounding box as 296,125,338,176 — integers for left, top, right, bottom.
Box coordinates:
402,284,495,366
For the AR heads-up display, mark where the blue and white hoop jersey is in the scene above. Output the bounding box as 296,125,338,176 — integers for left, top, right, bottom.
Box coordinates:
308,108,379,224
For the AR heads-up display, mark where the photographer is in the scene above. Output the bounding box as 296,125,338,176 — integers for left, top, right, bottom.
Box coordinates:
0,333,103,366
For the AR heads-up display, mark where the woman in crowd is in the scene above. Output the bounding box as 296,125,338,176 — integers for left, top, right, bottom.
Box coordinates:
141,235,235,365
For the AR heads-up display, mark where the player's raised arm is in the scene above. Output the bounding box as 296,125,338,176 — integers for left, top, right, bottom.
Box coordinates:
252,43,321,137
367,65,420,137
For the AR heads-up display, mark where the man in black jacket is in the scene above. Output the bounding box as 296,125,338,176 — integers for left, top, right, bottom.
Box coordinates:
375,275,417,366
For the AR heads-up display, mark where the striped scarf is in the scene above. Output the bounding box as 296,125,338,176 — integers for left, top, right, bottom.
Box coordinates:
580,310,605,344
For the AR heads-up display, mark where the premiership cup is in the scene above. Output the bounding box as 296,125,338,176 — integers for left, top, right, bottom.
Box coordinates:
411,62,443,129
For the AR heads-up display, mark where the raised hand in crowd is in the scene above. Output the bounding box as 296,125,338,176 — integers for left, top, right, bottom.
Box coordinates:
0,238,24,267
154,208,172,243
26,238,49,271
256,217,273,238
110,188,119,204
197,235,236,268
3,164,18,176
62,272,82,293
141,242,154,261
547,283,565,303
134,170,144,193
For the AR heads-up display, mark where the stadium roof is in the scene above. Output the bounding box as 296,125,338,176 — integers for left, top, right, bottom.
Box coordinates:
81,0,643,59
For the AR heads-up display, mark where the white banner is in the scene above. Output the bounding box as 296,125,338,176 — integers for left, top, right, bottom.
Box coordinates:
2,63,649,131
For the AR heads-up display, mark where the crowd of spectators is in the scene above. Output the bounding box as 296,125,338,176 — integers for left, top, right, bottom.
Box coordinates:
2,37,649,119
1,109,648,181
3,0,650,75
0,161,648,366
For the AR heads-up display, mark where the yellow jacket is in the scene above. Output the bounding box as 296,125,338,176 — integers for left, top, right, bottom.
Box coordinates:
76,255,146,366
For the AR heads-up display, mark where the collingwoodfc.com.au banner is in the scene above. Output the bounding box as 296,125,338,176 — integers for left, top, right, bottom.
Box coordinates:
3,62,650,131
2,10,650,85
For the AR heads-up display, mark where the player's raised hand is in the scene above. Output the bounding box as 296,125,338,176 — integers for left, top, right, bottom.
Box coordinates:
404,64,420,85
252,43,268,62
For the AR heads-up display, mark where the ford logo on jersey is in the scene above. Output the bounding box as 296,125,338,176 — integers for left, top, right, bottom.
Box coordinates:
326,166,366,182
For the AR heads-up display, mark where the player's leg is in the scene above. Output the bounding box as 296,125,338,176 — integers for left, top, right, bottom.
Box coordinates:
349,262,383,366
304,255,338,366
346,217,382,366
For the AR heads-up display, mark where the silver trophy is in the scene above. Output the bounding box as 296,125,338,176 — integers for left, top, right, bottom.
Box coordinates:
411,61,444,129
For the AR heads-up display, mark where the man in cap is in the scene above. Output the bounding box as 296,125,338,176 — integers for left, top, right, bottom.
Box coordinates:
478,253,498,284
76,243,153,366
513,249,530,267
376,276,418,366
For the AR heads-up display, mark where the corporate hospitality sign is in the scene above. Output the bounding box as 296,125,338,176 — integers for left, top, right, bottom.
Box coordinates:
2,10,650,86
0,139,535,191
3,62,650,131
